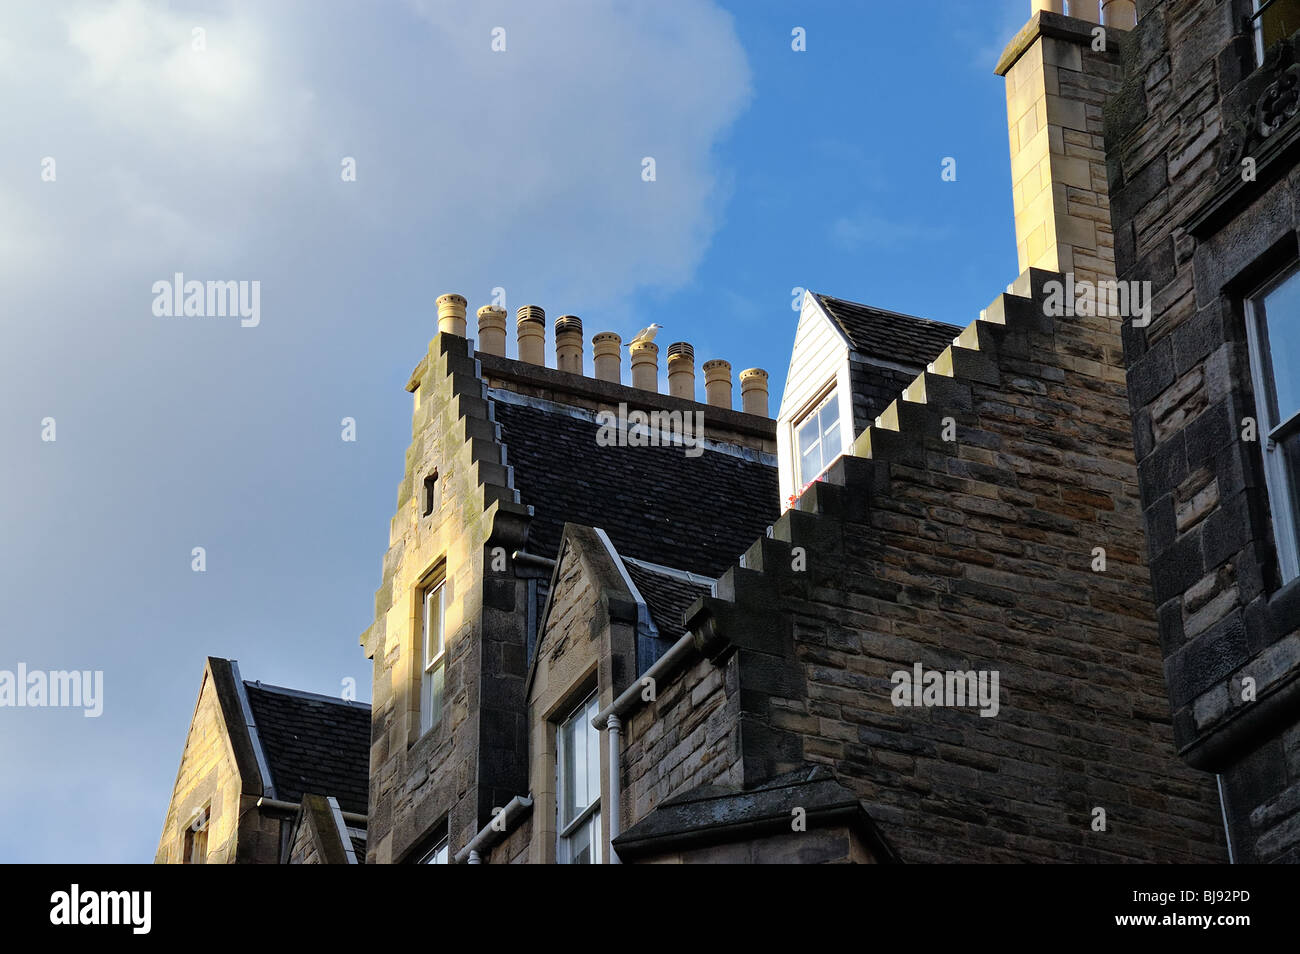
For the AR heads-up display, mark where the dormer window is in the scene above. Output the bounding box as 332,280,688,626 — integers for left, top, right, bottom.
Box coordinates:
1251,0,1300,66
795,390,842,486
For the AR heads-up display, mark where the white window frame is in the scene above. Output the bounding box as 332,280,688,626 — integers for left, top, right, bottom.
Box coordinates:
1244,263,1300,584
418,834,449,864
420,579,446,734
794,387,843,488
555,693,601,864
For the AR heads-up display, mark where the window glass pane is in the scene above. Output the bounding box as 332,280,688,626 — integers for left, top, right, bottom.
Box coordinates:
568,815,593,864
586,698,601,806
589,812,601,864
822,419,841,458
796,415,819,457
1283,432,1300,522
431,665,443,725
1261,270,1300,422
820,395,840,431
421,836,449,863
572,720,588,818
1262,0,1300,52
561,715,578,825
424,585,444,666
800,444,821,485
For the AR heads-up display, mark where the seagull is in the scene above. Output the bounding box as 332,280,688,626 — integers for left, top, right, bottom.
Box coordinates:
627,323,662,347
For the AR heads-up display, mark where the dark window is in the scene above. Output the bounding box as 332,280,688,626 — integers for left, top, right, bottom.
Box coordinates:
1253,0,1300,64
423,471,440,516
1246,265,1300,582
183,805,209,864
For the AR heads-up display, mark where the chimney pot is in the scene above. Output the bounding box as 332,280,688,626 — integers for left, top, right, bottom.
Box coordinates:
739,367,769,417
592,332,622,384
630,340,659,393
1031,0,1065,13
702,359,733,410
437,293,467,337
1100,0,1134,28
516,305,546,366
554,315,584,375
666,342,696,401
476,305,508,357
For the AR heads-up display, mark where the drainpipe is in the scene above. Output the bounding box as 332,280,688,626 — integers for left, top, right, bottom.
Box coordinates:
1216,774,1236,864
591,631,698,861
454,794,533,864
256,796,366,826
605,714,622,864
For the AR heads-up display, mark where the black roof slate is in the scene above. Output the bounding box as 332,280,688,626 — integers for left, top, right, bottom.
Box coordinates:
243,683,371,816
815,293,962,367
493,399,778,578
624,561,711,641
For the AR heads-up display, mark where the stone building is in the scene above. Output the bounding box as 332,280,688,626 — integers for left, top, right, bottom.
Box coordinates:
1103,0,1300,862
155,657,369,864
156,0,1281,864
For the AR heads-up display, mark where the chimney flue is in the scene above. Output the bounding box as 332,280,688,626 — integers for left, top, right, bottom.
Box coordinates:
516,305,546,365
555,315,584,375
592,332,622,384
666,342,695,401
437,293,467,337
630,339,659,392
477,305,507,357
739,368,769,417
703,359,732,410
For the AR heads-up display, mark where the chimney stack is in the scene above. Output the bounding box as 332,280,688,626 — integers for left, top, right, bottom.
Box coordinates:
998,0,1126,291
739,368,769,417
630,339,659,392
555,315,584,374
477,305,507,357
1030,0,1064,13
516,305,546,366
703,359,733,410
666,342,695,401
592,333,622,383
437,293,467,337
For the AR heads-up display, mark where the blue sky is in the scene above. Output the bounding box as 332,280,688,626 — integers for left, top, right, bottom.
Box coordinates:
1,0,1027,862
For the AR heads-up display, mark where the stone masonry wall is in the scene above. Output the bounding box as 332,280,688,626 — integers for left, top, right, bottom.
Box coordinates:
690,272,1227,862
363,333,532,863
1105,0,1300,862
621,653,742,827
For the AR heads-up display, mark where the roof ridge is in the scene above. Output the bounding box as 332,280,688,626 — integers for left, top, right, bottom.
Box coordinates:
244,680,371,710
814,292,963,332
622,555,716,589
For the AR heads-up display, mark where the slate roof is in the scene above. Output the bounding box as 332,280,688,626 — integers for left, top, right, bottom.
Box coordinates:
815,293,963,367
492,399,779,578
243,683,371,816
624,560,712,641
